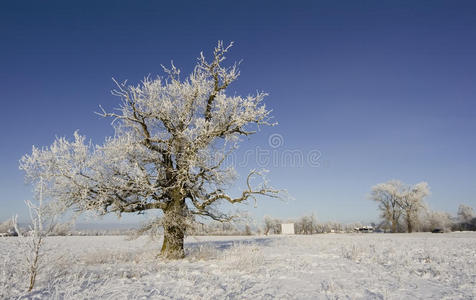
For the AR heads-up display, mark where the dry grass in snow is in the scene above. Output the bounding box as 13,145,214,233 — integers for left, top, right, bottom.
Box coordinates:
1,233,475,299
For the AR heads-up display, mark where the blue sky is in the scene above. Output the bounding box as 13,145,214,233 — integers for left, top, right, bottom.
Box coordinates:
1,0,475,224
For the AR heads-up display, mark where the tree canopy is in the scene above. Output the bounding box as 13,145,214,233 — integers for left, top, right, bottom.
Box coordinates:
20,42,281,258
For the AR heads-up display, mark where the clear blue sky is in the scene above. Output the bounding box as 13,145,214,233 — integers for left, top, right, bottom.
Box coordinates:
1,0,475,224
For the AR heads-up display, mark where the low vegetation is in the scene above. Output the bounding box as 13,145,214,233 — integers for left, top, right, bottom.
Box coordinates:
2,233,475,298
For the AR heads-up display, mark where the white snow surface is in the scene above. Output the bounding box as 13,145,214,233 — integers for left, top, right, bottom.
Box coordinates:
1,232,475,299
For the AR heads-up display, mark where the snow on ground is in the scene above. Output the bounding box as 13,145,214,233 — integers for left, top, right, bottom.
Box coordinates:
1,232,475,299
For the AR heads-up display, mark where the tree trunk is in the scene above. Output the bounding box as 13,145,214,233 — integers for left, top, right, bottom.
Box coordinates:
160,198,187,259
407,217,413,233
391,219,398,233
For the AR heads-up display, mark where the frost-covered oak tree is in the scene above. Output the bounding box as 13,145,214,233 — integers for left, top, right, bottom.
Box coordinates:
20,42,280,259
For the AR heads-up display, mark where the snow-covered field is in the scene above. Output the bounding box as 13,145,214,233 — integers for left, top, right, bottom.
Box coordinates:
1,232,475,299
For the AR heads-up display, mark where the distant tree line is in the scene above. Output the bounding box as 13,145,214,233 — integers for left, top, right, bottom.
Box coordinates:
186,220,254,236
371,180,475,233
263,214,364,235
3,182,474,237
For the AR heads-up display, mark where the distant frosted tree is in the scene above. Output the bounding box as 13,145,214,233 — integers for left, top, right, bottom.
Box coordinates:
370,180,404,233
398,182,430,233
244,224,252,236
263,216,282,235
423,210,453,232
295,214,317,234
371,180,429,233
0,216,18,236
457,204,475,231
263,216,272,235
457,204,474,223
20,42,281,259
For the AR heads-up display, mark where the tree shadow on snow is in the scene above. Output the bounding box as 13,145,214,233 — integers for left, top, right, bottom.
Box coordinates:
184,236,275,255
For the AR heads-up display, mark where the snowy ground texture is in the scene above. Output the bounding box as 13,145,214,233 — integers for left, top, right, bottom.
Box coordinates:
1,232,475,299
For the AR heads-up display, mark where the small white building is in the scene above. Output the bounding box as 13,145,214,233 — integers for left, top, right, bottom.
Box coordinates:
281,223,295,235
